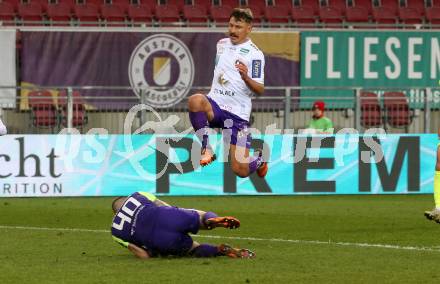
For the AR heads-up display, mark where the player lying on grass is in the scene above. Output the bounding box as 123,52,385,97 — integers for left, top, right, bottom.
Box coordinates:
425,127,440,223
111,191,255,259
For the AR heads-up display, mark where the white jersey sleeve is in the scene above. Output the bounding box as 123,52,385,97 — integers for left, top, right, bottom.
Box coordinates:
0,117,7,135
247,48,265,85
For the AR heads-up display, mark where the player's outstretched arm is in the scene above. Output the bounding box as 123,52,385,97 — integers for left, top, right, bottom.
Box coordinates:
128,243,150,259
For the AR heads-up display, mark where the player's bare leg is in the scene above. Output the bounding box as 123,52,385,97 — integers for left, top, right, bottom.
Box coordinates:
229,144,268,178
188,94,216,166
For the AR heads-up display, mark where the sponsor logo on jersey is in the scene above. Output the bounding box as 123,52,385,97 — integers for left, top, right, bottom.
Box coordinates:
252,60,262,78
239,48,250,54
129,34,195,108
218,74,229,85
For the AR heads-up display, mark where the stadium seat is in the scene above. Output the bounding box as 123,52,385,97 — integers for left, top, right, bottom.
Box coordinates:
192,0,210,12
433,0,440,6
0,2,16,25
167,0,185,12
406,0,425,15
28,90,59,132
372,6,397,27
241,4,263,23
58,90,88,130
46,3,72,26
264,5,290,24
353,0,373,15
291,5,316,27
383,92,412,131
3,0,20,10
210,5,232,23
273,0,292,9
345,6,369,27
380,0,398,14
426,7,440,25
221,0,238,9
360,92,382,128
183,4,208,24
155,4,180,23
74,4,100,26
127,4,153,24
398,7,422,28
111,0,130,12
319,6,344,27
100,4,126,25
327,0,346,12
300,0,319,15
18,2,44,25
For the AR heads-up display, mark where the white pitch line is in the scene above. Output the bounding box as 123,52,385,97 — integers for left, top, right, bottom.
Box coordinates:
1,225,439,253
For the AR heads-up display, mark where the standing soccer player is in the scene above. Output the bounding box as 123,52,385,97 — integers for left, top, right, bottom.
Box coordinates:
188,8,267,178
424,128,440,223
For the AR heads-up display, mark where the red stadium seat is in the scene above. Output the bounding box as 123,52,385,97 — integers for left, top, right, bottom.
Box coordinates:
345,6,369,23
193,0,210,12
398,7,422,27
291,6,316,27
111,0,130,12
353,0,372,15
360,92,382,128
247,0,266,11
210,5,232,23
383,92,412,131
127,4,153,24
74,3,100,26
58,90,88,129
167,0,185,12
100,4,126,25
46,3,72,26
183,4,208,23
380,0,398,14
242,5,263,23
426,7,440,25
0,2,16,24
319,6,344,27
221,0,238,9
274,0,292,8
18,2,43,25
372,6,397,27
434,0,440,7
328,0,346,12
406,0,425,15
300,0,319,15
28,90,59,132
3,0,20,10
264,5,289,23
155,4,180,23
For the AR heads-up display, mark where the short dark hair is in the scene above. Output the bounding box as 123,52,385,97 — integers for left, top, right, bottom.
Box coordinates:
230,8,253,23
112,196,126,213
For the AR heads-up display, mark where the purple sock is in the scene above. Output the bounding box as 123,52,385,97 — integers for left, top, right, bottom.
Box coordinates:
189,111,209,150
202,211,218,224
192,244,220,258
249,154,263,174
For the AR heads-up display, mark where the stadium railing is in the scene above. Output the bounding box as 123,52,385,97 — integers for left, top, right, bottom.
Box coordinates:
0,85,439,135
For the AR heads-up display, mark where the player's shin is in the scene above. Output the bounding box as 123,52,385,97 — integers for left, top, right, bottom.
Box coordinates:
434,171,440,209
189,112,209,150
191,244,221,257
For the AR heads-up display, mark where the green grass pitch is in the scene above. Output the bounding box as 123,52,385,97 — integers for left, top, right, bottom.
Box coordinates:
1,195,440,283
